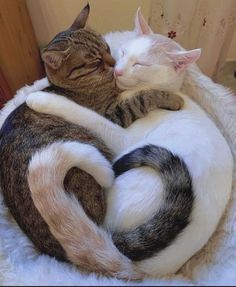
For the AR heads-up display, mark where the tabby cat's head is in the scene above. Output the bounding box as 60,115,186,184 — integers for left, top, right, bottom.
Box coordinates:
42,4,115,92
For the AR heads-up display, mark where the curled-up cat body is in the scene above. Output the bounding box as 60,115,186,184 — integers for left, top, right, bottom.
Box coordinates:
0,5,186,280
27,9,233,277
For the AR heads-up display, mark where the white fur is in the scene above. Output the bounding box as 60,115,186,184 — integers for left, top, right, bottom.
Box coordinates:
26,31,233,277
0,29,236,287
29,141,114,189
103,31,138,61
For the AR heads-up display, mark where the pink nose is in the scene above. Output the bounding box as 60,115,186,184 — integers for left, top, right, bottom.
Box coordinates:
114,69,123,77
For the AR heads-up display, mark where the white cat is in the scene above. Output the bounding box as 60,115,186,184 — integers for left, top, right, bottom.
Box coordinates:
26,9,233,278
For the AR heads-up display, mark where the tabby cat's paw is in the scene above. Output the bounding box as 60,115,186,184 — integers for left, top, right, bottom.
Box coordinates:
168,93,184,110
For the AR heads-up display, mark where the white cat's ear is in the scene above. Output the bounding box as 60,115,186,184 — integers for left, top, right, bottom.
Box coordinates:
134,7,153,35
167,49,201,72
42,49,69,70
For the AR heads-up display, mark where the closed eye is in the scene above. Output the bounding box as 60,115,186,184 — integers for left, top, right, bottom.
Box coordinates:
133,62,151,67
67,59,104,81
66,63,86,78
88,58,103,67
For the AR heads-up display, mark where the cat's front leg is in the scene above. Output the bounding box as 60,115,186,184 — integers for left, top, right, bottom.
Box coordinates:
26,92,131,154
138,90,184,111
26,91,63,115
106,90,184,128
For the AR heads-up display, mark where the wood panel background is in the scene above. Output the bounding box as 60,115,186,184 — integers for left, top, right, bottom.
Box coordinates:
0,68,12,109
0,0,44,100
26,0,151,48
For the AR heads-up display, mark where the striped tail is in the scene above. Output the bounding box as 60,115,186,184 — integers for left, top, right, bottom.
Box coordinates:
112,144,194,261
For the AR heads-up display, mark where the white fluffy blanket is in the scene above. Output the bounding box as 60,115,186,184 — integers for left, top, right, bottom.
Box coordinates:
0,65,236,286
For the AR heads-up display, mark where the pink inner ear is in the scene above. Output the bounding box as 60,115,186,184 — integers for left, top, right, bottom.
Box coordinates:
135,7,153,35
167,49,201,72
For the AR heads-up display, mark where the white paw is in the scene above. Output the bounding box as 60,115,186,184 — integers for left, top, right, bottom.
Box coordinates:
65,142,115,189
26,91,54,114
94,161,115,189
86,155,115,188
83,147,115,188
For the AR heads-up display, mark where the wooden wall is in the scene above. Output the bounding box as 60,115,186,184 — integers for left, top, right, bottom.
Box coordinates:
0,0,44,106
26,0,151,48
0,68,12,108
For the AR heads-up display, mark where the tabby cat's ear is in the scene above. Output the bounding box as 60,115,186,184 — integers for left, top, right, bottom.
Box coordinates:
41,49,69,70
70,3,90,30
166,49,202,72
134,7,153,35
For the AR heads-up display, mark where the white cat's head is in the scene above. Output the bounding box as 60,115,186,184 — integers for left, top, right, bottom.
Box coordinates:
115,8,201,92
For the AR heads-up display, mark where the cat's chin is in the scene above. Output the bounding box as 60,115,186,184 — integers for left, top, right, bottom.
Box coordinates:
116,78,139,90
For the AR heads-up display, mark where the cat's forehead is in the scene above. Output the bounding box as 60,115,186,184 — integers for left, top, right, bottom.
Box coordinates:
124,37,153,56
123,35,179,57
47,28,107,51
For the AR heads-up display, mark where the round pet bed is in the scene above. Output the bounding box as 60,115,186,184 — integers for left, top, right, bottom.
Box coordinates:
0,64,235,286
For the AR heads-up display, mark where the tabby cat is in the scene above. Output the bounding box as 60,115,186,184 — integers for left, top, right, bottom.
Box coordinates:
0,4,184,280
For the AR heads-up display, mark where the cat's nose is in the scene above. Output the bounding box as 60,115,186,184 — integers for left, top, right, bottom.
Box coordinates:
114,69,123,77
